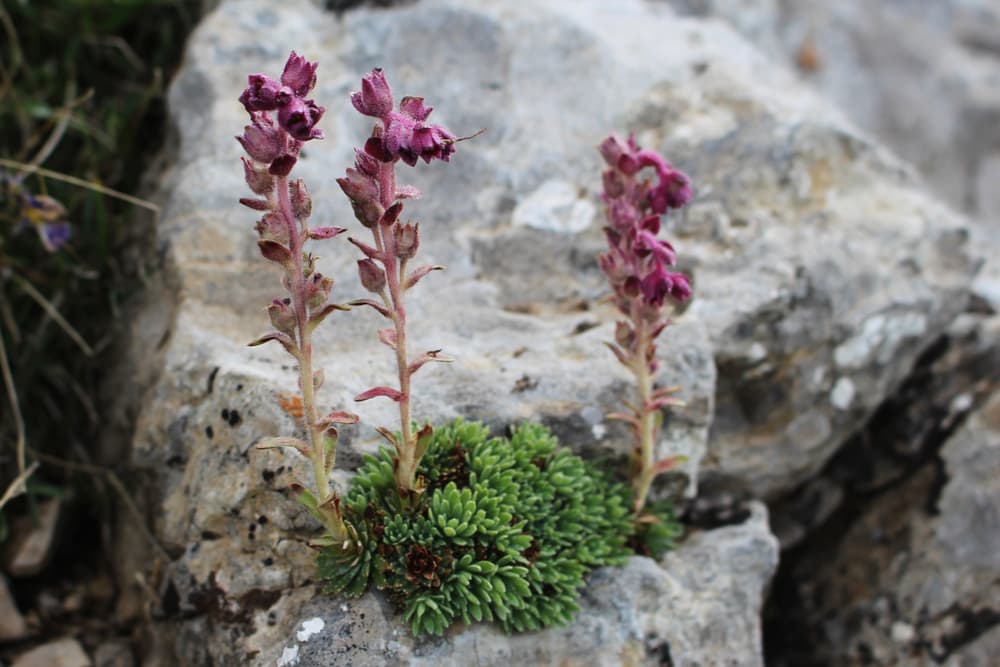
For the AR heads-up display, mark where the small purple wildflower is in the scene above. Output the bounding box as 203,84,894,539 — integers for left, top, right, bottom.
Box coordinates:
597,133,692,514
20,193,71,252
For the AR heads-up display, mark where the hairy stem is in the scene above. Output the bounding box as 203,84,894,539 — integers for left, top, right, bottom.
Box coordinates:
278,175,344,539
631,318,656,514
375,160,418,493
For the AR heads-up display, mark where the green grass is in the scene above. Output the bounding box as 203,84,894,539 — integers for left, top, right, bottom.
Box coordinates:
0,0,200,527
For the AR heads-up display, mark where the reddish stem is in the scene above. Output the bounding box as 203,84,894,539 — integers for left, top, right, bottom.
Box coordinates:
373,160,418,493
277,174,345,539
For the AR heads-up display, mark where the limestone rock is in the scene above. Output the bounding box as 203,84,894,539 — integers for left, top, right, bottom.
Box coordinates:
11,637,91,667
110,0,980,663
254,503,777,667
665,0,1000,226
781,385,1000,665
0,574,28,641
5,499,61,577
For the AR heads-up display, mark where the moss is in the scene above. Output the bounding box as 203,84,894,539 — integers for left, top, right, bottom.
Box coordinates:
318,418,669,636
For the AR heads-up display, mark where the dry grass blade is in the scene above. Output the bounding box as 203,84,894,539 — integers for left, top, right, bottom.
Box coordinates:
0,3,22,100
11,273,94,356
28,81,90,169
0,325,27,482
0,461,39,511
0,158,161,215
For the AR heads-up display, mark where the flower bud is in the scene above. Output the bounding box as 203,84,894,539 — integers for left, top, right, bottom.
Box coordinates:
267,298,296,335
336,168,377,201
289,179,311,219
278,97,325,142
242,157,274,195
268,154,297,177
305,273,334,309
602,169,625,199
354,147,381,176
236,114,284,163
363,136,390,162
623,275,641,298
337,169,383,228
394,222,419,259
598,134,629,168
258,240,292,264
255,213,289,246
350,69,393,118
280,51,318,97
379,202,402,227
614,321,634,349
239,74,283,112
649,168,692,212
668,271,692,302
357,259,386,293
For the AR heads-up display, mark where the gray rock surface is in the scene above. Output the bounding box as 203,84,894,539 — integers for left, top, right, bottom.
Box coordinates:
254,503,777,667
107,0,981,663
787,383,1000,666
665,0,1000,225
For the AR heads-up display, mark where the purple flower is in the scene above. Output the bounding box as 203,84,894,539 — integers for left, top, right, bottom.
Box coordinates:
38,222,71,252
242,157,274,195
20,194,71,252
239,74,284,112
337,168,383,228
357,258,387,293
639,267,691,308
277,97,325,142
635,231,676,265
648,166,691,213
281,51,318,97
237,113,285,163
379,96,456,166
351,68,393,118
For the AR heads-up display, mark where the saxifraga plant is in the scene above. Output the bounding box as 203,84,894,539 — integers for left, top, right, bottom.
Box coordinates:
596,134,693,538
237,57,685,639
321,419,634,636
337,68,466,502
237,52,360,547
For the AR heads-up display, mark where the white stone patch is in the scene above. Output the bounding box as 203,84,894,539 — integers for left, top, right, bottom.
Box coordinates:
891,621,916,644
834,312,928,368
950,392,973,413
511,179,596,233
296,617,325,642
830,378,855,410
747,342,767,362
277,645,299,667
592,423,607,439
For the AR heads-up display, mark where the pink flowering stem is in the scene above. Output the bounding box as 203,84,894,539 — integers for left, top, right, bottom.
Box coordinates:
239,52,353,543
275,175,338,531
596,134,693,514
370,160,422,492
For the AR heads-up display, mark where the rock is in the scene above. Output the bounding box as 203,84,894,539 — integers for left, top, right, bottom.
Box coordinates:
774,381,1000,665
664,0,1000,227
252,502,778,667
11,637,91,667
0,574,28,641
769,312,1000,550
4,498,61,577
93,641,134,667
108,0,979,663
